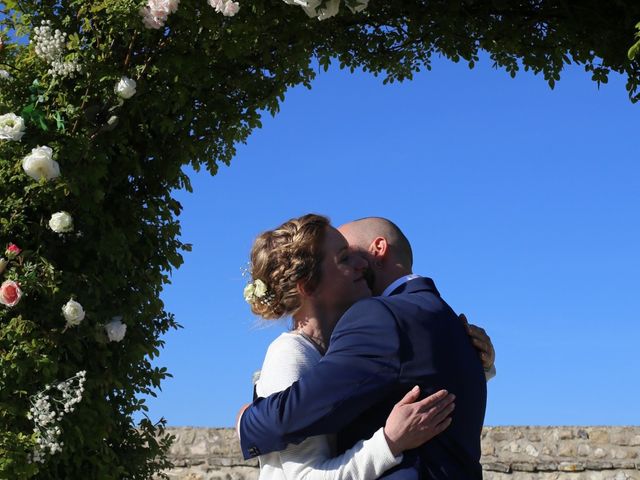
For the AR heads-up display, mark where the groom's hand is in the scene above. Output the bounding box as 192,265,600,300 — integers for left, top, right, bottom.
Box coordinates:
459,313,495,371
383,387,455,457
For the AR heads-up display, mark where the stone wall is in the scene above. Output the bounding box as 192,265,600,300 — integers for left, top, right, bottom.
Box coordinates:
161,427,640,480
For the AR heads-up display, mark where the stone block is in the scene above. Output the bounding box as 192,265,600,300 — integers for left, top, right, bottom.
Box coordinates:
189,441,209,456
482,442,496,456
505,441,521,453
612,449,630,460
512,462,537,472
182,429,196,445
559,443,577,457
578,444,592,456
527,431,542,442
559,462,586,472
590,429,611,444
610,430,632,446
536,462,559,471
490,430,512,442
525,444,540,457
182,473,203,480
483,462,511,473
609,472,637,480
586,461,613,470
555,429,576,441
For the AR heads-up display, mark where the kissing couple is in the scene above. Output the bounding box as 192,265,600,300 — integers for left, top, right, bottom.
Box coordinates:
237,214,495,479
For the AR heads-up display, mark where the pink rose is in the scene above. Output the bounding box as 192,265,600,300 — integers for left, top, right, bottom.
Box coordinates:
0,280,22,307
5,243,21,259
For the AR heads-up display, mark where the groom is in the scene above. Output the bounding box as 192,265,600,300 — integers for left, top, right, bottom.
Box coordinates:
239,217,488,478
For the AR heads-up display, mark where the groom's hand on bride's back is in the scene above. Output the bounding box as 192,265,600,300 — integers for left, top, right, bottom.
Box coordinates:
383,386,455,457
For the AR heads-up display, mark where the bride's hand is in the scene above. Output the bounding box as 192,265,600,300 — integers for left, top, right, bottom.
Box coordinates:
383,387,455,457
459,313,496,371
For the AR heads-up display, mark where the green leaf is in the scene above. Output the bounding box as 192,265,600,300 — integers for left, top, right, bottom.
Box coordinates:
90,3,108,13
54,111,66,132
628,41,640,61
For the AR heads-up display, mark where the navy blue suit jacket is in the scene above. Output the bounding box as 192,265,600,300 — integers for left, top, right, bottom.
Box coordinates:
239,277,487,479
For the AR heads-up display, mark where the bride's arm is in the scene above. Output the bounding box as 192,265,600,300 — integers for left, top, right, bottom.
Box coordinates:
280,428,397,480
279,387,455,480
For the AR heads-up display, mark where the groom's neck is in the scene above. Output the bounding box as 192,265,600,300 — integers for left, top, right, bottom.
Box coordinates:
374,265,413,296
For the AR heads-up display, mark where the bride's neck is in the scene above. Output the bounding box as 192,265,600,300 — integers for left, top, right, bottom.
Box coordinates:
292,309,339,354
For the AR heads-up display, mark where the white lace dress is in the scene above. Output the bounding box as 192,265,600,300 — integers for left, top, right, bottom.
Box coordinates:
255,332,402,480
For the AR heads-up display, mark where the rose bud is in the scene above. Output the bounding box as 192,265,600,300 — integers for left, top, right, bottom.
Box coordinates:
5,243,21,259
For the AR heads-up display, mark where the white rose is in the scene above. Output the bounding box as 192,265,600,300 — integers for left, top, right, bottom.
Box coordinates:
48,211,74,233
0,70,11,81
22,146,61,181
0,113,25,141
115,76,137,99
300,0,339,19
222,0,240,16
140,6,166,29
316,0,340,19
346,0,368,12
208,0,238,15
208,0,224,10
165,0,180,13
104,316,127,342
243,283,255,302
62,299,85,327
253,279,267,298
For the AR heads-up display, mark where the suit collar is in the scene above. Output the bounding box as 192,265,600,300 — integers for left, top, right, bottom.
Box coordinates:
381,274,421,297
388,276,440,297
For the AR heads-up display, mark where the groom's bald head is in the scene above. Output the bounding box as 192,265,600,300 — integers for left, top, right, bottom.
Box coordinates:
338,217,413,269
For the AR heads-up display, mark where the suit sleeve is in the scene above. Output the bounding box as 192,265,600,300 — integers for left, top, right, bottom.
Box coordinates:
238,299,401,459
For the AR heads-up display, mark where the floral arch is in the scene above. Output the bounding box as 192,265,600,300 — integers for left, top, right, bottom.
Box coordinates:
1,1,639,478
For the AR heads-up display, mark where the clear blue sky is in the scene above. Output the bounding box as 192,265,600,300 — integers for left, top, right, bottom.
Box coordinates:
138,54,639,428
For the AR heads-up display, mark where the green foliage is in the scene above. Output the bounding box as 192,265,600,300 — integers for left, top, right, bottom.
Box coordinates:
629,21,640,60
1,0,639,478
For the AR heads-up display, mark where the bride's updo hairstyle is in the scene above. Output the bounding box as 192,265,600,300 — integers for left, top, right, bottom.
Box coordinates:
248,214,329,320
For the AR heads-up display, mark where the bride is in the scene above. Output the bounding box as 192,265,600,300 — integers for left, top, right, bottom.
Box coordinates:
241,213,494,480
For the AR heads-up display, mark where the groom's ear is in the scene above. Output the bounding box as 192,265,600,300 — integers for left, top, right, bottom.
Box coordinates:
369,236,389,260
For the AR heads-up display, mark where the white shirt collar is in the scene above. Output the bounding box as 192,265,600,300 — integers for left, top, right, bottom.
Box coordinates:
381,274,421,297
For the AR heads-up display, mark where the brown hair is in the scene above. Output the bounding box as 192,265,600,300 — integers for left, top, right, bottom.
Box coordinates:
248,213,329,320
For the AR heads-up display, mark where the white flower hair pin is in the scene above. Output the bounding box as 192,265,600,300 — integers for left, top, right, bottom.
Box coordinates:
244,279,268,304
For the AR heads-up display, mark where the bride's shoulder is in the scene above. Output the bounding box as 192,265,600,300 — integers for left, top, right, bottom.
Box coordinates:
265,332,317,359
257,333,319,395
